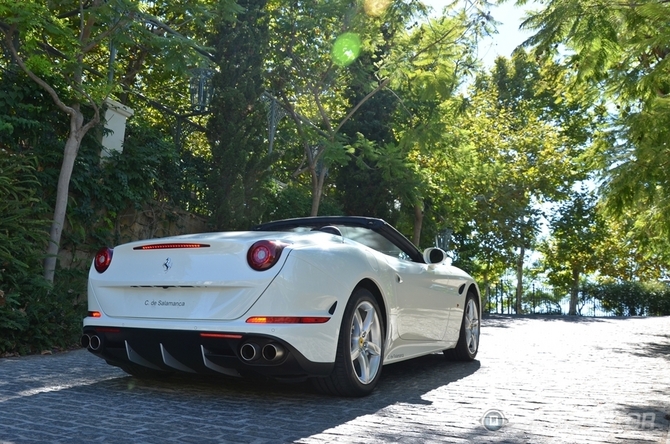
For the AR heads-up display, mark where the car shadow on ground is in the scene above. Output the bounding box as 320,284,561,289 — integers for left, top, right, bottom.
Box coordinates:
79,354,481,442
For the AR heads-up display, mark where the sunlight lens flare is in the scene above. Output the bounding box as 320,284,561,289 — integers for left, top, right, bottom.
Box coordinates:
332,33,362,67
364,0,391,16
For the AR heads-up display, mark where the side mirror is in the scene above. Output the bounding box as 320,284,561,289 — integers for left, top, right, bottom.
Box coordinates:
423,247,447,264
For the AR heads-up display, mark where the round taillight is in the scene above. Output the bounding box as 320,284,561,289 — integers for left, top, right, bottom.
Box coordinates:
247,240,285,271
94,247,113,273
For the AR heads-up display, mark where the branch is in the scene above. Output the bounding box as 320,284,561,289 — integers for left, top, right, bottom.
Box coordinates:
137,11,216,62
266,91,329,140
407,21,463,65
80,16,128,54
80,93,101,133
3,25,76,118
312,84,334,135
56,0,94,19
4,24,101,130
334,77,391,134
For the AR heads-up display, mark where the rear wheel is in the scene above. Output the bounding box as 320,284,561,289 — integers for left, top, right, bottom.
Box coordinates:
444,291,480,361
312,288,384,397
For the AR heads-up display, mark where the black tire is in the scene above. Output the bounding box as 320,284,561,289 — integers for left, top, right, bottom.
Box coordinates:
444,291,480,361
312,288,384,397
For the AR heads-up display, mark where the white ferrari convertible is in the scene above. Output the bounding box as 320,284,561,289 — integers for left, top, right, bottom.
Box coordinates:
82,216,481,397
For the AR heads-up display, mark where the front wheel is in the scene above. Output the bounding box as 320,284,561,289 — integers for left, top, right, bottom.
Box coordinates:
312,288,384,397
444,291,480,361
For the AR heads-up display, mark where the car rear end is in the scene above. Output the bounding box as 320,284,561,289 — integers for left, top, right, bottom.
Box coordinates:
82,231,351,379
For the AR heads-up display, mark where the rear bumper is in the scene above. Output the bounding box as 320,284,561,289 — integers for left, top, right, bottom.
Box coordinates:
82,326,334,379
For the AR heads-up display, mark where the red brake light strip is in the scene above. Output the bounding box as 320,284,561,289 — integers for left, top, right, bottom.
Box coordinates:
133,243,210,250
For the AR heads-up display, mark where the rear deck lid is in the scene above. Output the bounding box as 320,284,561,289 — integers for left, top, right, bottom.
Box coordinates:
88,232,293,321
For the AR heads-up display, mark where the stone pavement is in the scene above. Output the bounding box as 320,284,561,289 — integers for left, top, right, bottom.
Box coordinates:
0,315,668,443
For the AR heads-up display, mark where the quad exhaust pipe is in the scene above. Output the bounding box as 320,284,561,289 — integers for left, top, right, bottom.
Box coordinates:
240,342,261,361
81,334,102,352
240,342,285,362
262,343,285,361
82,334,285,362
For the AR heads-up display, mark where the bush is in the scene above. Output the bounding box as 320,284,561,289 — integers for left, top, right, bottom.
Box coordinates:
0,153,89,355
582,281,670,316
0,73,210,354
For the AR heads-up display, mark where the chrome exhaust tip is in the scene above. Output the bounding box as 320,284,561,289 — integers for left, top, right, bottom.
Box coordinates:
240,343,260,361
262,343,285,361
89,335,102,351
80,334,91,349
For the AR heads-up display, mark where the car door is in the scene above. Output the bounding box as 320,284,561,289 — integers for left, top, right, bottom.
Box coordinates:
385,256,462,341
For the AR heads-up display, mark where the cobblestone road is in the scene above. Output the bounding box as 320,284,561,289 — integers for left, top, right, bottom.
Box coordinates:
1,315,669,444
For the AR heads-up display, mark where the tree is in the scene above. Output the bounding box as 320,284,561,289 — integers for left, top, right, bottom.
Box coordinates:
205,0,277,230
381,11,483,246
265,0,491,218
457,50,603,312
0,0,237,282
518,0,670,262
539,190,607,315
329,10,484,246
593,211,670,282
335,89,401,223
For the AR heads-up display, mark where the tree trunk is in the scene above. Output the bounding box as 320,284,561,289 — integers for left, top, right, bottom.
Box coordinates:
43,111,85,283
309,164,328,217
515,245,525,314
568,267,580,315
412,201,423,246
482,268,490,314
310,172,321,217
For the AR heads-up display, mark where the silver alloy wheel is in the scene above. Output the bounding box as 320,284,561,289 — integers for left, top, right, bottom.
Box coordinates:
464,297,480,355
349,300,382,384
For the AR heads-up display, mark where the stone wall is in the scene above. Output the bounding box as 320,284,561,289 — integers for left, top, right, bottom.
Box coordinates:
115,203,209,244
59,203,209,269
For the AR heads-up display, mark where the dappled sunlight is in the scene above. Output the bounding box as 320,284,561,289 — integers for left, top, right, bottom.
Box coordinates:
0,374,120,404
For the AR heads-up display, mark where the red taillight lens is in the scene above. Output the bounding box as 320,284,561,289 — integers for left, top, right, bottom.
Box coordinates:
246,316,330,324
247,240,286,271
94,247,113,273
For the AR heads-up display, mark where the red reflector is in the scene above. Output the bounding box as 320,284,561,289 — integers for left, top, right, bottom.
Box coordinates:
89,311,102,318
95,327,120,333
199,333,243,339
300,317,331,324
133,243,210,250
246,316,330,324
